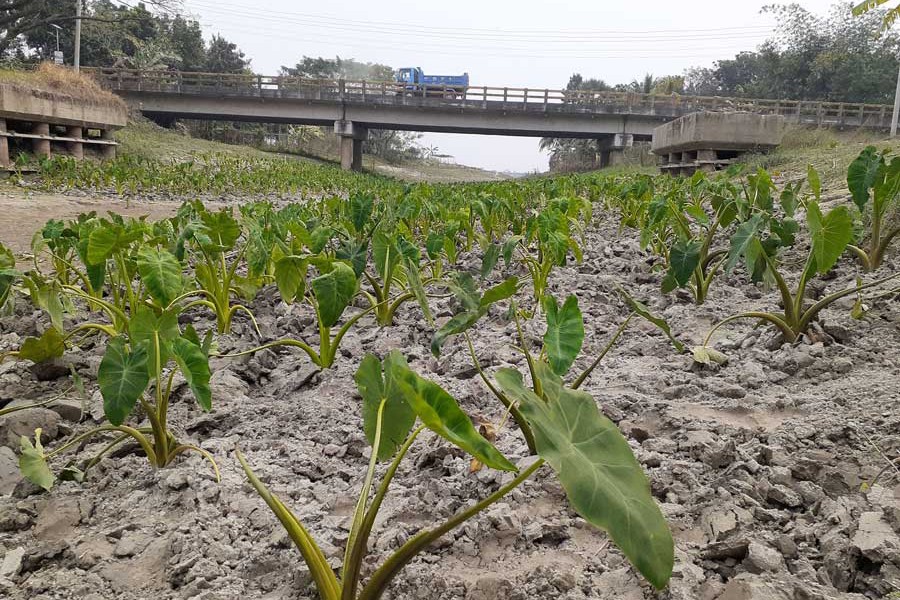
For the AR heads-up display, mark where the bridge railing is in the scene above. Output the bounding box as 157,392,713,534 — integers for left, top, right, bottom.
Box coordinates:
83,68,894,129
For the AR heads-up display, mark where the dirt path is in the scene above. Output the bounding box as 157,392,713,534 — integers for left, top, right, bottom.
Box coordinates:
0,187,188,256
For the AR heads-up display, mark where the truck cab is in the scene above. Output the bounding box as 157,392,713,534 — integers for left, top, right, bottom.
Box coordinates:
395,67,468,98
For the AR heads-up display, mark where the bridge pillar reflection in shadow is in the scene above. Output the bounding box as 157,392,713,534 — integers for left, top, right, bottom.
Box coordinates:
334,120,368,171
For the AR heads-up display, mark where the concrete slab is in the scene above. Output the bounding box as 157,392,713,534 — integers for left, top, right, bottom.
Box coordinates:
652,111,784,154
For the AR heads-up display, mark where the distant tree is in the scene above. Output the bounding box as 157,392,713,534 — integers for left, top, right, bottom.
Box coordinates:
204,34,248,73
281,56,393,80
165,15,205,71
684,3,900,103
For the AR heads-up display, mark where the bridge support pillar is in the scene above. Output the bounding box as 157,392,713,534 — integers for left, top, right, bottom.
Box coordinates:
66,126,84,160
597,133,633,169
335,120,367,171
33,122,51,159
0,120,8,168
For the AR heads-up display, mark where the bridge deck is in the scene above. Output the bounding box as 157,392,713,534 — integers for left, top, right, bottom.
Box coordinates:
87,68,895,133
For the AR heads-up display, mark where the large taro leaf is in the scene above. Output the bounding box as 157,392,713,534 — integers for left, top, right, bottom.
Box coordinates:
431,310,483,357
19,430,54,491
666,239,701,288
349,193,374,234
336,239,368,278
479,276,518,308
98,338,150,426
18,327,65,363
274,256,307,304
726,214,764,274
847,146,881,212
373,230,401,281
391,365,516,472
129,307,180,374
311,261,358,328
806,201,852,275
200,209,241,252
172,336,212,411
86,225,124,265
136,247,183,307
542,294,584,376
495,364,674,589
354,352,416,461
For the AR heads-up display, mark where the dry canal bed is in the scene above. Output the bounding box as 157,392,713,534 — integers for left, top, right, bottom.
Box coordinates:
0,195,897,600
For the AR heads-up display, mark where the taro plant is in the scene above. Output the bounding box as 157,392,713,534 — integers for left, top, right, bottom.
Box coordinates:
360,230,434,327
176,204,261,335
846,146,900,271
18,247,218,489
700,199,900,349
234,259,367,369
237,351,673,600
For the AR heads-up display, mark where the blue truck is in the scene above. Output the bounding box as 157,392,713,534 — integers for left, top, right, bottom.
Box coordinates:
395,67,469,98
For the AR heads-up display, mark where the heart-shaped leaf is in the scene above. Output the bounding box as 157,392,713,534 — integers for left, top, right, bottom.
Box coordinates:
542,294,584,376
807,201,852,275
136,247,183,307
495,364,673,589
98,338,150,426
311,261,358,328
172,336,212,411
355,352,416,461
666,239,701,288
18,327,65,363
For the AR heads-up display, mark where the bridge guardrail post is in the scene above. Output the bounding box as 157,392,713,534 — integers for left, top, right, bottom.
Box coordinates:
257,74,262,97
523,88,528,110
543,89,548,111
503,87,508,108
482,86,487,108
339,79,346,102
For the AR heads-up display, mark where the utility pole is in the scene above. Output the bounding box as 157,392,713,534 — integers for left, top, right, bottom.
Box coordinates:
893,61,900,137
74,0,82,72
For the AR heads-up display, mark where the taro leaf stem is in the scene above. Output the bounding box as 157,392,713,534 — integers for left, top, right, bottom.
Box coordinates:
357,458,546,600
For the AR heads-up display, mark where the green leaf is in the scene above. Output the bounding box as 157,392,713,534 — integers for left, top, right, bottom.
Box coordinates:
355,352,416,461
349,193,374,234
666,240,701,287
425,232,444,259
373,231,401,281
200,209,241,251
480,276,519,308
480,243,500,280
807,164,821,201
311,262,358,328
172,336,212,411
392,366,516,472
128,307,179,374
726,214,764,273
98,338,150,426
495,365,673,589
336,240,368,278
86,226,121,265
807,201,852,275
617,287,684,352
136,247,183,307
431,310,483,357
19,430,54,491
847,145,881,212
542,294,584,376
404,255,434,328
18,327,65,363
274,256,307,304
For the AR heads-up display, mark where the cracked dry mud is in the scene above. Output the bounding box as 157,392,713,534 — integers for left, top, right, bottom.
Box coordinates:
0,197,899,600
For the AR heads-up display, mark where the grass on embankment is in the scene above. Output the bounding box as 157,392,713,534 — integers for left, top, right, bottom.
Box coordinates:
739,126,892,191
0,63,125,108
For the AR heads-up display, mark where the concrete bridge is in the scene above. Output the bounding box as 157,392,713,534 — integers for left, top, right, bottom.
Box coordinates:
88,68,896,170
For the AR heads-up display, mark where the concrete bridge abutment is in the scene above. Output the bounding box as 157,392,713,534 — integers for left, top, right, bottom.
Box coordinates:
335,120,367,171
598,133,633,168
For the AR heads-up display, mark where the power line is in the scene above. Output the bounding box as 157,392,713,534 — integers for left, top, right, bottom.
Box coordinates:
185,0,774,41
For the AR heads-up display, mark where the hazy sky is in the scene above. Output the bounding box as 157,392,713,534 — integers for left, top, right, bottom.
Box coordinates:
180,0,836,172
